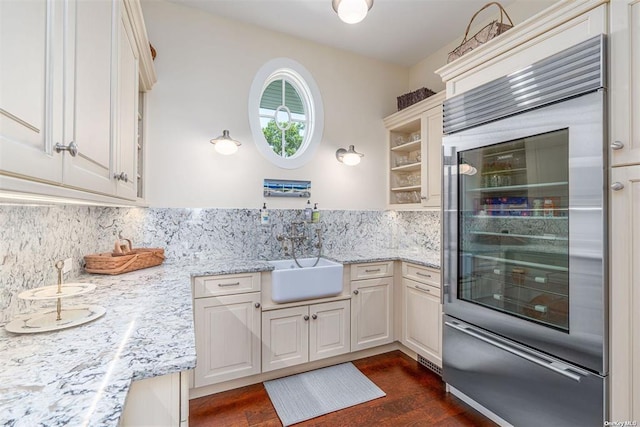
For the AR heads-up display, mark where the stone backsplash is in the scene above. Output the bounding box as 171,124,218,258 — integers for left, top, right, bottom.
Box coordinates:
0,206,439,323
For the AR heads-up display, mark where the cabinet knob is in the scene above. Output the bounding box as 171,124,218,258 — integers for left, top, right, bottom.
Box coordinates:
611,141,625,150
420,195,427,200
303,315,309,321
114,172,129,182
254,302,261,308
312,314,317,320
611,182,625,191
353,290,359,295
54,141,78,157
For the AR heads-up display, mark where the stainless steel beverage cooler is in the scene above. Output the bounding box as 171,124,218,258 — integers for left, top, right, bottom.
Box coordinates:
441,35,608,426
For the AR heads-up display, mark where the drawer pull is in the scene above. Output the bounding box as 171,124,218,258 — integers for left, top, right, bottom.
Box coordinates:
365,268,381,273
217,282,240,287
415,285,430,293
416,271,432,278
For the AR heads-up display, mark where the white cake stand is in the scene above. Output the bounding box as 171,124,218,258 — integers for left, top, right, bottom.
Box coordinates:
5,261,106,334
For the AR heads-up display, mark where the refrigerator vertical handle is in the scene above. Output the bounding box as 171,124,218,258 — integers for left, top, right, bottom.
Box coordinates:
444,321,584,382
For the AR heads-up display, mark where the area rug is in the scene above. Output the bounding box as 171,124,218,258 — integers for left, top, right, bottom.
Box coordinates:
263,362,386,426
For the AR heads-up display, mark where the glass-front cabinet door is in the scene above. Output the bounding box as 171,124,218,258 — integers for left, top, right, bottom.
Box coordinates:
457,129,569,331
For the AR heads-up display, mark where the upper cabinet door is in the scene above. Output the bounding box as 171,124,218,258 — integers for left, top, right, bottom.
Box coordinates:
421,105,443,207
610,0,640,167
115,9,139,200
0,0,62,183
62,0,115,195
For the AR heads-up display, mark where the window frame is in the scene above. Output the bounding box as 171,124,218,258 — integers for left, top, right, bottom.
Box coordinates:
248,58,324,169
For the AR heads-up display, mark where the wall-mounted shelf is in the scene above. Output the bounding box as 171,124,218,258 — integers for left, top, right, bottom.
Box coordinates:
391,140,421,152
383,91,445,208
391,162,421,172
391,185,421,192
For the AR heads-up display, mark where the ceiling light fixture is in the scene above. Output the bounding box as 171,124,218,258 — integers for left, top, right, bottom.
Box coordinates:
332,0,373,24
210,130,241,155
336,145,364,166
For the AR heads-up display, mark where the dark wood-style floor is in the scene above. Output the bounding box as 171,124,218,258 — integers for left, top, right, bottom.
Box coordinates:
189,351,496,426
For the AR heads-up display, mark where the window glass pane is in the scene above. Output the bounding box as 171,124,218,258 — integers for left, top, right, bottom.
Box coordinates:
259,78,307,158
260,80,282,114
284,81,305,115
262,119,305,158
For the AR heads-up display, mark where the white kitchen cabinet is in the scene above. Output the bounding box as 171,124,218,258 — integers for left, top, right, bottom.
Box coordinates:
350,261,394,281
61,0,114,195
121,371,189,427
610,0,640,167
421,106,443,207
114,6,140,199
384,91,445,208
608,1,640,421
610,165,640,421
350,277,393,351
194,272,261,298
193,272,262,388
401,263,442,367
0,0,62,183
403,279,441,366
0,0,155,203
262,300,350,372
309,300,351,361
262,305,308,372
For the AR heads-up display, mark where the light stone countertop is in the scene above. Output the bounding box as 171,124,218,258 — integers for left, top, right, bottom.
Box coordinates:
0,251,438,426
326,248,441,269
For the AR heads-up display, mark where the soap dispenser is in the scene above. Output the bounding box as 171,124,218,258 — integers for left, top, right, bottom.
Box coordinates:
312,203,320,223
260,203,269,226
304,200,312,222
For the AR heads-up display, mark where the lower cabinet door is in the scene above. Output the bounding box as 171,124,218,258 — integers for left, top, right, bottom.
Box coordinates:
193,293,261,387
121,372,186,427
351,278,393,351
262,305,309,372
309,300,350,361
403,279,442,365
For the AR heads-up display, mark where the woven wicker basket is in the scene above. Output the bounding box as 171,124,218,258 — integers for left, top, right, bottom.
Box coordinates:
397,87,436,111
447,2,514,64
84,248,165,275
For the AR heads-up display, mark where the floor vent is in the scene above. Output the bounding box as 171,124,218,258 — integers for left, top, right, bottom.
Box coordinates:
417,354,442,376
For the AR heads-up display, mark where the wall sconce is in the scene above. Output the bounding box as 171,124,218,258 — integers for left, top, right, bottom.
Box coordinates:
210,130,241,155
332,0,373,24
336,145,364,166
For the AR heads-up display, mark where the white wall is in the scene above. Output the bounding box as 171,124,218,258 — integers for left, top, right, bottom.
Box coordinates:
141,0,408,210
408,0,559,92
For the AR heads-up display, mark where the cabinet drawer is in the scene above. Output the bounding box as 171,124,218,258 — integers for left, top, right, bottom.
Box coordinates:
402,263,440,287
404,278,441,298
350,261,394,280
194,272,260,298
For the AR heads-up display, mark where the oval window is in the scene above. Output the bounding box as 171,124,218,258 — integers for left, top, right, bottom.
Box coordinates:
249,59,324,169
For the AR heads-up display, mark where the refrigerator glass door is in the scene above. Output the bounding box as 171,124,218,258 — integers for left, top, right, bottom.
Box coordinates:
458,130,569,332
